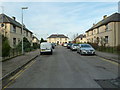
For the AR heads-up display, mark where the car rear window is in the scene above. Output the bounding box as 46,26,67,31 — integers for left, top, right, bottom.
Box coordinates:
73,44,78,46
81,44,91,48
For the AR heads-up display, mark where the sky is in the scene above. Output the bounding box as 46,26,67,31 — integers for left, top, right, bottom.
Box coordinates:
0,0,119,40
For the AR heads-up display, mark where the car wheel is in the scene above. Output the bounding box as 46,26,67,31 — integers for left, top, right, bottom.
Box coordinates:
80,51,82,55
50,50,53,55
77,50,78,53
40,52,43,55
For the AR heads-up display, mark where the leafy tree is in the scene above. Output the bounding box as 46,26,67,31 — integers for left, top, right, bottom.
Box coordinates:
2,35,11,57
16,37,32,52
40,38,47,43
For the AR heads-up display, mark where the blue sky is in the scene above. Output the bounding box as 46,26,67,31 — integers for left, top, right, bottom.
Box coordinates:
0,1,119,40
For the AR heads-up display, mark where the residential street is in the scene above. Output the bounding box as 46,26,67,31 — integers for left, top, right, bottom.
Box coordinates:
6,46,118,88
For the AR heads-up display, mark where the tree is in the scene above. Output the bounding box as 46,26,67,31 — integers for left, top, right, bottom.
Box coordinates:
40,38,47,43
16,37,32,52
2,35,11,57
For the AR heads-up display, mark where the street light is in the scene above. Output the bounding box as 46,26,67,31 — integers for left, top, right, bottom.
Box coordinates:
21,7,28,55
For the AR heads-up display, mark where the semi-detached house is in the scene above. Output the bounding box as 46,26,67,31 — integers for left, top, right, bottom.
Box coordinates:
0,14,33,48
86,13,120,47
47,34,69,45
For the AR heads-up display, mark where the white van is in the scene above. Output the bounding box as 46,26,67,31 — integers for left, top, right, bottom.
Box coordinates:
40,42,53,55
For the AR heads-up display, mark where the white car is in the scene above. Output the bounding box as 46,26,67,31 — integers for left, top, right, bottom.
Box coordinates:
77,44,95,55
40,42,53,55
63,43,67,47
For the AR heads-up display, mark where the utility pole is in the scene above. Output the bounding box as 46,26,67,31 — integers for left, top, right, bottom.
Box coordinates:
21,7,28,55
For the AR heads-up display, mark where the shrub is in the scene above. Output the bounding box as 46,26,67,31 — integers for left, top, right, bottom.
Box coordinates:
2,35,11,57
88,42,98,49
117,45,120,54
33,43,40,49
117,45,120,51
16,37,32,52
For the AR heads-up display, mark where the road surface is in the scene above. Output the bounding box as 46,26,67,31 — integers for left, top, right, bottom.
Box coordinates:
6,46,118,88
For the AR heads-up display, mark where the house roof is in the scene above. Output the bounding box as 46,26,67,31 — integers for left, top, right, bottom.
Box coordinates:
0,13,32,33
47,34,68,38
75,34,86,39
86,13,120,32
32,36,39,41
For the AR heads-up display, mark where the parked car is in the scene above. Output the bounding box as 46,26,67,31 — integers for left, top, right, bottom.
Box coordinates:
77,44,95,55
70,44,78,51
40,42,53,55
63,43,67,47
67,43,73,49
51,43,56,49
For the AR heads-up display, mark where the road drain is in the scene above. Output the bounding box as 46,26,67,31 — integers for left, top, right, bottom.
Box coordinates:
95,78,120,88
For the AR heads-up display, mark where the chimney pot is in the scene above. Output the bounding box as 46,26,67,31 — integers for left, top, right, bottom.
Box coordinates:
12,16,16,20
103,15,107,19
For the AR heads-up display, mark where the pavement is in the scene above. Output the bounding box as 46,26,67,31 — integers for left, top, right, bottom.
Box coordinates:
4,46,118,88
2,49,39,78
95,51,120,63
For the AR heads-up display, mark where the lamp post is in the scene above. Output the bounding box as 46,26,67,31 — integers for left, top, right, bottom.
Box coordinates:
21,7,28,55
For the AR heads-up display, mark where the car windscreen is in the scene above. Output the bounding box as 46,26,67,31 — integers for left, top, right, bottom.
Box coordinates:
73,44,78,46
68,43,72,45
81,44,91,48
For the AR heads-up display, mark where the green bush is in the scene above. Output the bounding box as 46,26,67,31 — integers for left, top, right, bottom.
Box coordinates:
16,37,32,52
2,35,11,57
88,43,98,49
40,38,46,43
117,45,120,54
117,45,120,51
33,43,40,49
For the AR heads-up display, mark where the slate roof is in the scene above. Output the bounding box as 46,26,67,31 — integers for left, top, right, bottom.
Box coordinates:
48,34,68,38
86,13,120,32
0,13,32,33
75,34,86,39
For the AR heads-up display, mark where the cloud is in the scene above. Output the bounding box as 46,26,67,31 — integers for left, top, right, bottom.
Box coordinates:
1,2,118,40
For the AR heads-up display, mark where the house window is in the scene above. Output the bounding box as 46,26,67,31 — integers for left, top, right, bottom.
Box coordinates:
18,38,21,43
13,38,16,46
97,28,99,34
105,36,108,44
105,24,109,31
91,31,93,35
20,28,22,34
13,25,16,33
26,31,28,36
29,33,31,37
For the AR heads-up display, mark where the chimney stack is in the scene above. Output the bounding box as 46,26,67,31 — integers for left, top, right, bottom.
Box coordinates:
12,16,16,20
103,15,107,19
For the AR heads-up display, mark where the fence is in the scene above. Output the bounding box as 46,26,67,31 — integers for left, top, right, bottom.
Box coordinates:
2,49,22,61
97,46,118,54
89,43,120,55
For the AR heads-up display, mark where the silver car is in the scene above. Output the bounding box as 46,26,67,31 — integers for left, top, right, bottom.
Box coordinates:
77,44,95,55
70,44,78,51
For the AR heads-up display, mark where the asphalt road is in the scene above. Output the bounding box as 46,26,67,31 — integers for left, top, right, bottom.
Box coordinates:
7,46,118,88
